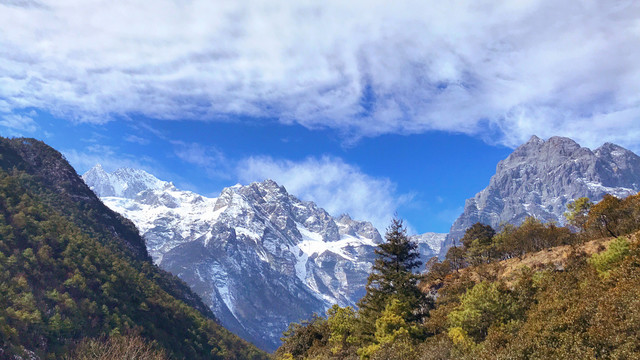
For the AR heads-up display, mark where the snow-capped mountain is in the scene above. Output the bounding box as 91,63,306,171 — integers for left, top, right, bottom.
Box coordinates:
411,232,446,258
441,136,640,256
82,166,444,351
82,164,166,198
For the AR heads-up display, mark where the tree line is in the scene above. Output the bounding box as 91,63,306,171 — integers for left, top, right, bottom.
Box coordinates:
276,192,640,359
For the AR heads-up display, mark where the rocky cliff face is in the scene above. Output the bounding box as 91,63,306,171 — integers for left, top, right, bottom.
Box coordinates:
442,136,640,255
84,166,408,351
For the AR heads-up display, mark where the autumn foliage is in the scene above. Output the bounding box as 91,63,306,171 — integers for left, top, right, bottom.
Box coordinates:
277,192,640,359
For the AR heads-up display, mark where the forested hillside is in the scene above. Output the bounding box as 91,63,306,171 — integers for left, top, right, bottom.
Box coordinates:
277,193,640,359
0,137,267,359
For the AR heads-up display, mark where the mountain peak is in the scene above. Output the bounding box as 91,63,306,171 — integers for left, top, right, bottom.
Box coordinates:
526,134,543,145
83,165,167,198
596,142,633,156
443,136,640,256
521,135,582,148
505,136,585,166
85,163,107,175
546,135,581,150
255,178,287,193
91,169,395,351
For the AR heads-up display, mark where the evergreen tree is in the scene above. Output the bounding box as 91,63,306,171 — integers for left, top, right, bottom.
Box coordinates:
445,243,466,272
358,218,431,330
460,223,496,265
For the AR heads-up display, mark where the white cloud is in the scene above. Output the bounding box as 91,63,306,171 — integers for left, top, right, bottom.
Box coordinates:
237,156,408,231
1,1,639,150
0,113,38,134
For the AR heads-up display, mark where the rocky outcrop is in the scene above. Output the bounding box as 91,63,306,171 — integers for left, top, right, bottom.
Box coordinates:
441,136,640,256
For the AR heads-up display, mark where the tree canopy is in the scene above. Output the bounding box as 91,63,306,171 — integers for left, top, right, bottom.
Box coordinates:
358,218,431,326
277,191,640,359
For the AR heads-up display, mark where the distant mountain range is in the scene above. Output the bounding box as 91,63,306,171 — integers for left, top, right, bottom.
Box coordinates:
6,134,639,356
83,167,443,351
81,135,640,351
442,136,640,255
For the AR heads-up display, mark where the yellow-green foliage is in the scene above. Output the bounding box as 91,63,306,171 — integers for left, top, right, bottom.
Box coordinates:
564,197,593,231
277,191,640,359
374,298,411,344
327,305,358,354
447,282,518,343
589,237,630,275
358,298,415,359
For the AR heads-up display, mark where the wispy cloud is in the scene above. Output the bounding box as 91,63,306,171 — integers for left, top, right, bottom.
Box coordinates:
1,1,639,150
237,155,410,231
124,134,150,145
436,206,464,225
0,112,38,134
172,141,230,179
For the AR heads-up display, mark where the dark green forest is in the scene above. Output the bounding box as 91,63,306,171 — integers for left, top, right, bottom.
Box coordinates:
0,137,267,359
276,193,640,359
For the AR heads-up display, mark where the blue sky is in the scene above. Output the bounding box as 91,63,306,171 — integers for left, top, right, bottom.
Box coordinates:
3,109,512,233
1,0,639,233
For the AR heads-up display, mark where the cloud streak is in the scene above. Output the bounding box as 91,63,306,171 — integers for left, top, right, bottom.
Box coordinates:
1,1,639,149
172,141,230,179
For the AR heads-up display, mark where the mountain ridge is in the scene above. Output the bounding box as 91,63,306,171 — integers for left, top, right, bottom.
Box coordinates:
0,137,266,359
84,166,443,351
441,135,640,255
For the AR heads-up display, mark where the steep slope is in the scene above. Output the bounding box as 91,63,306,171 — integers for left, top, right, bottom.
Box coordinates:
442,136,640,254
274,191,640,359
0,138,150,262
0,137,266,359
83,167,389,351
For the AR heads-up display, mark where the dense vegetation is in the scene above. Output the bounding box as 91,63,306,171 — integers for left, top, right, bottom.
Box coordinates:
277,194,640,359
276,219,430,359
0,137,267,359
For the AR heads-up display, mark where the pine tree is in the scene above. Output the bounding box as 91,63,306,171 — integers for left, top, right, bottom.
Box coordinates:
460,223,496,265
445,243,466,272
357,218,431,330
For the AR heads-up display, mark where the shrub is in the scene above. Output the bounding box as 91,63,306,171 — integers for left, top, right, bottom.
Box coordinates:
66,335,167,360
589,237,630,275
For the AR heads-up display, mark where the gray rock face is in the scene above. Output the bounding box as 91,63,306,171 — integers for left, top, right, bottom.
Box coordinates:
441,136,640,255
82,167,387,352
410,232,447,259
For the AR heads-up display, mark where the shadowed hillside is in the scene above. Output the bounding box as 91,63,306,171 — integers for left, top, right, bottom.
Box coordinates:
0,137,267,359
